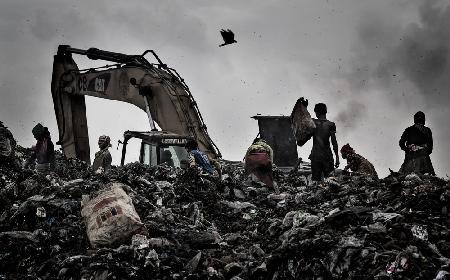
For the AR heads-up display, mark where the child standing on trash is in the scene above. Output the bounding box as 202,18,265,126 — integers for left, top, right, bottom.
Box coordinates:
295,99,340,181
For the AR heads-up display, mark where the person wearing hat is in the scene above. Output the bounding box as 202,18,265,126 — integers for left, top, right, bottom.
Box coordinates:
25,123,55,173
399,111,435,175
341,143,378,178
244,137,274,188
92,135,112,173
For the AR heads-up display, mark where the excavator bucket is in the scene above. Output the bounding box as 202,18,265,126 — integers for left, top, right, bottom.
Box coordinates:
252,115,298,168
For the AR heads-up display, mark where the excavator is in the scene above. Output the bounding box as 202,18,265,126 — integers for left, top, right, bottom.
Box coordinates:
51,45,221,166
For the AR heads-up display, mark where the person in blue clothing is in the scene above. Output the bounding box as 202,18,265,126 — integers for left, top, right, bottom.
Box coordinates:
186,139,215,175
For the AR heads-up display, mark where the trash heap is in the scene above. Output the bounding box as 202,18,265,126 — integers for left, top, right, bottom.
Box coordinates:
1,146,450,279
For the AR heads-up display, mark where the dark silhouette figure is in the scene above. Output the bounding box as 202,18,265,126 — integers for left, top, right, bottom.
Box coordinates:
160,150,174,167
299,103,340,181
399,111,435,175
341,143,378,178
219,29,237,47
25,123,55,173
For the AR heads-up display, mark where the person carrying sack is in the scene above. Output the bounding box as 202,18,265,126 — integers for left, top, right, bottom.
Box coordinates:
293,99,340,181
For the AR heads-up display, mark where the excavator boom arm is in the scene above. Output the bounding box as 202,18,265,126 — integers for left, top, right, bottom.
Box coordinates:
52,45,220,163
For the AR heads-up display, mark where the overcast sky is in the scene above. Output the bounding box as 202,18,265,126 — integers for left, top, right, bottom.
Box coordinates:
1,0,450,177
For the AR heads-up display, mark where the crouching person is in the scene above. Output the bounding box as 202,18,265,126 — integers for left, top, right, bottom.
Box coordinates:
341,144,378,178
244,138,274,188
186,139,219,176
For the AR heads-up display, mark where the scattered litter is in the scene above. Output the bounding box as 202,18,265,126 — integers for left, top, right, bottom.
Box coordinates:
0,142,449,279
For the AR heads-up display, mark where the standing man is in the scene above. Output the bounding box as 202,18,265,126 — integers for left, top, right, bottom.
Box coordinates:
92,135,112,173
299,102,339,181
25,123,56,173
399,111,434,175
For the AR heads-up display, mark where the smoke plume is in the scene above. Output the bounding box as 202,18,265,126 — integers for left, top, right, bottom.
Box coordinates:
336,100,367,131
354,1,450,107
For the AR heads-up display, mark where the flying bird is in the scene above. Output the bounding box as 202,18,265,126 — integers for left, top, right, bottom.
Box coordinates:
219,29,237,47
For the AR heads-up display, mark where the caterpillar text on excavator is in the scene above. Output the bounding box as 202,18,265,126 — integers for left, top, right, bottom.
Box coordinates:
51,45,221,166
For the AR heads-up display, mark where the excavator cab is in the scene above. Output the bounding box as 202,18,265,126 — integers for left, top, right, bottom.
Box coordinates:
120,131,193,168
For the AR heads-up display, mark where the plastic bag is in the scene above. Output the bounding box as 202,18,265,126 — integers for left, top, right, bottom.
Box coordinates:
291,98,315,146
81,183,147,248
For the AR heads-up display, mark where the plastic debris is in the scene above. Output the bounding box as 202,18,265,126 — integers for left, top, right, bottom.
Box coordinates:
411,224,429,241
0,139,449,279
36,206,46,218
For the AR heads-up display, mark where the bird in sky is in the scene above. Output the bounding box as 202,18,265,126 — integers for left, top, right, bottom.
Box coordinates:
219,29,237,47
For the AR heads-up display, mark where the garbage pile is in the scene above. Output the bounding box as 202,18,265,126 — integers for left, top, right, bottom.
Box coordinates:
1,146,450,279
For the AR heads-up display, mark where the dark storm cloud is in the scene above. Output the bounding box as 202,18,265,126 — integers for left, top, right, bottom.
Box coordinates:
387,1,450,104
335,0,450,176
351,0,450,106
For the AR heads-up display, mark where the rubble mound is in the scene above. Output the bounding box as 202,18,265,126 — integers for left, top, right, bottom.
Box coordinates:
1,148,450,279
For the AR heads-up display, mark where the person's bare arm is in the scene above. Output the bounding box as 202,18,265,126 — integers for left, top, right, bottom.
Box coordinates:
331,132,339,168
